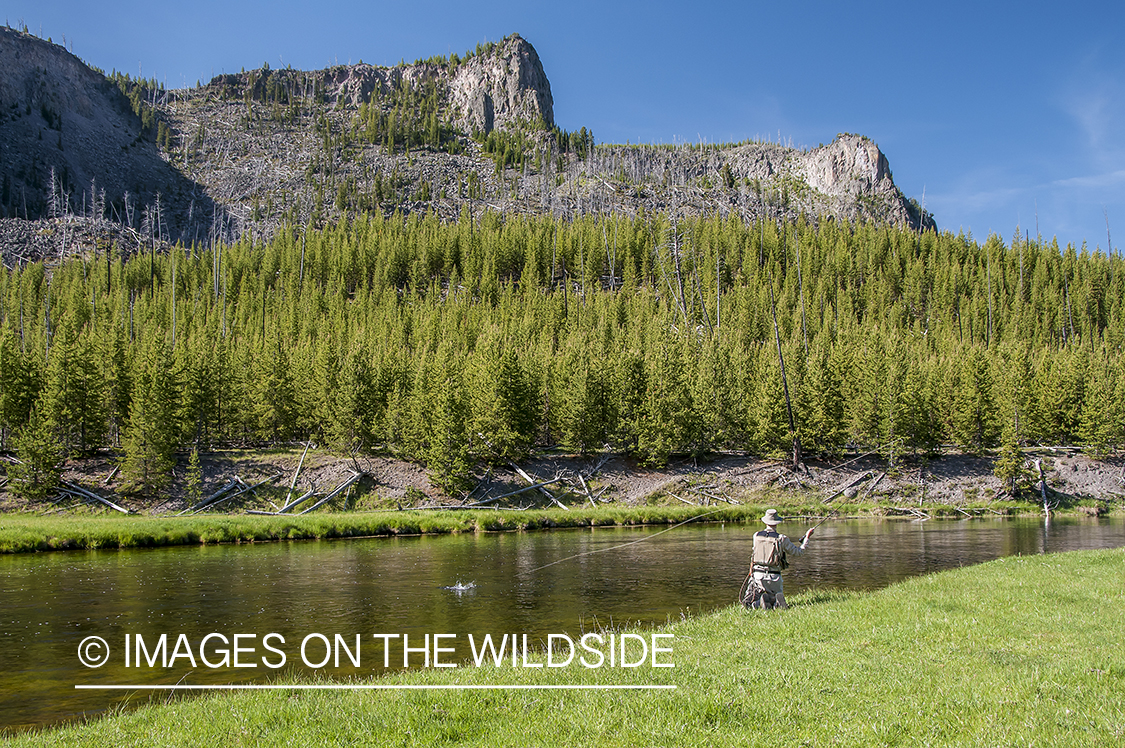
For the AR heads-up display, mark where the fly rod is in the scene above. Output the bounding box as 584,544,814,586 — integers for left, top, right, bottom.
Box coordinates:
527,507,731,573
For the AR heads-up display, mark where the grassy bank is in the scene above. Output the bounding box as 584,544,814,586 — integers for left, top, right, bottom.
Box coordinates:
0,497,1065,554
0,505,786,554
7,548,1123,746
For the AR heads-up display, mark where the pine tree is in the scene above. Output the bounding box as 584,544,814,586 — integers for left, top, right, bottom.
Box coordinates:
1080,356,1120,456
251,341,297,443
41,327,105,455
637,336,694,466
119,341,178,495
993,416,1031,494
950,347,998,454
8,404,62,502
801,339,846,456
0,329,41,448
426,349,471,492
185,445,203,507
472,344,538,460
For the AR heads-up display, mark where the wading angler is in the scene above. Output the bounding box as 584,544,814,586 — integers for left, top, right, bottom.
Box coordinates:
741,509,814,609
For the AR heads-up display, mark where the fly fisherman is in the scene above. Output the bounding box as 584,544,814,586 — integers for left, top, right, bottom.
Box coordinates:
742,509,814,610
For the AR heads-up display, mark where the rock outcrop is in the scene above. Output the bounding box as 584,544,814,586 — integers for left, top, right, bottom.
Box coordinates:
447,34,553,133
0,27,932,265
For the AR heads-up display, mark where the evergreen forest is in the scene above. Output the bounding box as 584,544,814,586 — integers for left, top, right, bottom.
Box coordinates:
2,211,1123,497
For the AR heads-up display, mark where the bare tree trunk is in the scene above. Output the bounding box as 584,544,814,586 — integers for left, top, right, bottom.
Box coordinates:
1035,459,1050,515
768,270,801,470
796,234,808,357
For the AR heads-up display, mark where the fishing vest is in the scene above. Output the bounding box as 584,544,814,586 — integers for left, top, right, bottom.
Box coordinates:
752,529,788,570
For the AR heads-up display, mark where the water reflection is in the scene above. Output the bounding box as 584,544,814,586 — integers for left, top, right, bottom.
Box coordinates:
0,516,1121,730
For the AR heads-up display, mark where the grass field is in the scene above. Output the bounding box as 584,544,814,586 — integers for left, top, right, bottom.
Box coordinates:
6,548,1123,746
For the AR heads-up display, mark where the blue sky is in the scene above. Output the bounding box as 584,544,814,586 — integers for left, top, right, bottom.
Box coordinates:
9,1,1125,250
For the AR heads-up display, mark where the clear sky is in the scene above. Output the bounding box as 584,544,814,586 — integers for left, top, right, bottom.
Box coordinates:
9,1,1124,250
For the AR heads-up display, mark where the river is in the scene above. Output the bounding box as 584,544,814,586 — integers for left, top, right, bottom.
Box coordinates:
1,515,1122,731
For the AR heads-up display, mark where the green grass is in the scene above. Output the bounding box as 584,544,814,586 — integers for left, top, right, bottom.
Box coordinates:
7,548,1124,746
0,498,1055,555
0,505,784,554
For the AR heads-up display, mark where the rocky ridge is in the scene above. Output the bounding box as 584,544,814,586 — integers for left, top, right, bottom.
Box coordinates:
0,28,933,265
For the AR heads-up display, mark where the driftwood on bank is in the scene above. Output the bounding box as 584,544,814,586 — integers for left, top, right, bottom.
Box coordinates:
178,479,238,515
862,472,886,499
60,480,130,514
285,441,312,507
1035,459,1052,515
468,477,563,507
824,471,874,504
194,474,281,514
576,473,595,507
476,432,570,510
276,488,316,514
580,455,612,482
511,463,568,510
297,472,363,515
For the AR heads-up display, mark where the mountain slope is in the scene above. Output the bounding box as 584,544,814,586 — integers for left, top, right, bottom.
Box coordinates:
0,28,933,263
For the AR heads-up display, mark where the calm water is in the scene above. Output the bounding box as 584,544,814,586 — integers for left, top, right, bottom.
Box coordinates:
1,516,1122,731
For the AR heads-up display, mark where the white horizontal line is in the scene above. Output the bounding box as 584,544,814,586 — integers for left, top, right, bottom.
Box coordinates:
76,684,676,691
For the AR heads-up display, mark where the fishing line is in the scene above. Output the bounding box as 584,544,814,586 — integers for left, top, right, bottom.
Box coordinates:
527,508,731,573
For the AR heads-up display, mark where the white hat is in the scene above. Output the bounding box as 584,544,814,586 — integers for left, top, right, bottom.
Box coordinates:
761,509,782,525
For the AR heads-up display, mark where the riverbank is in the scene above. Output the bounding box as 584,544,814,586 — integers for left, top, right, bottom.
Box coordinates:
2,445,1121,555
4,447,1123,519
0,505,788,553
0,498,1065,554
7,547,1123,746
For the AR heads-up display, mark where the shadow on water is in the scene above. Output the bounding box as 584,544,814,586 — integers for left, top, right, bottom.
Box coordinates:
1,515,1122,731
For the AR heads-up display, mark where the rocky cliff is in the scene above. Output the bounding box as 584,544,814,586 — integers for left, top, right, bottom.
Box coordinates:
0,28,931,264
447,35,553,133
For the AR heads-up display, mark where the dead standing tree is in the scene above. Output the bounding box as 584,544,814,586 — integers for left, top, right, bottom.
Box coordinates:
766,233,802,472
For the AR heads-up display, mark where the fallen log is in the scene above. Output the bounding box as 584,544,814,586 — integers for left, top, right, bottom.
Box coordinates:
577,473,595,508
511,464,568,510
276,488,317,514
285,441,311,506
193,474,282,514
178,479,238,516
60,480,130,514
476,433,569,511
1035,459,1051,515
823,471,874,504
298,472,364,515
862,472,886,499
700,491,741,505
468,478,563,507
462,469,492,505
580,455,612,481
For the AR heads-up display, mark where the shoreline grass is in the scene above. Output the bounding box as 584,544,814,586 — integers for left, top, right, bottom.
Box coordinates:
0,505,771,554
7,547,1124,746
0,499,1097,555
